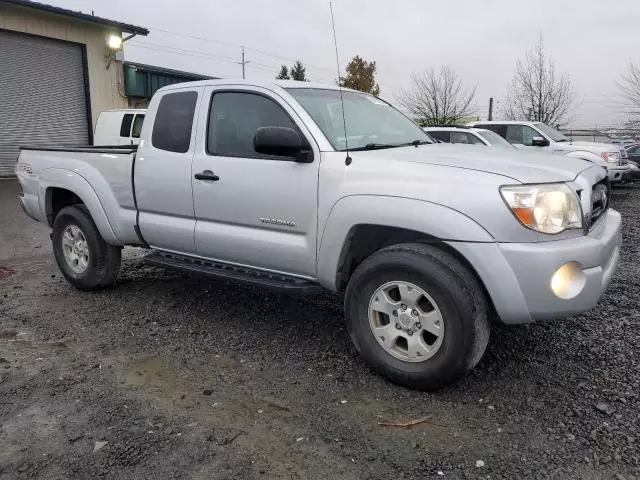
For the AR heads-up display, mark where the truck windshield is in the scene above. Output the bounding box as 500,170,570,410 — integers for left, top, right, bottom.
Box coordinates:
286,88,432,151
534,122,569,142
476,130,515,149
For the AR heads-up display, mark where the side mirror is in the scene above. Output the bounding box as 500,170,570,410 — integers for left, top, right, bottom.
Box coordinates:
254,126,307,160
531,136,549,147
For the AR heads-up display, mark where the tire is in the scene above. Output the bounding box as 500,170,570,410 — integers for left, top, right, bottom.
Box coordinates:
345,243,490,391
52,205,121,291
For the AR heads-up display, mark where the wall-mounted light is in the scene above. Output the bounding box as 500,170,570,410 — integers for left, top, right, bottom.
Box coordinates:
107,34,122,50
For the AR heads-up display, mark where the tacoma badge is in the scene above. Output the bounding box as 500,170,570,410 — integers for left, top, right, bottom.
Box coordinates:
259,217,297,228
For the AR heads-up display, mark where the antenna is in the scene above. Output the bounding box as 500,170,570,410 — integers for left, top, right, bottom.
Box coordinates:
329,2,351,165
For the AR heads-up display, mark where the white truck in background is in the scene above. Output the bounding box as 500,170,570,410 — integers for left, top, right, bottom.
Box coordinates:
93,109,146,146
468,121,631,184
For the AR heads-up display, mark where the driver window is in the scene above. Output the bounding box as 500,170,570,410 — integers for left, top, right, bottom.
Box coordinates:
506,125,538,146
207,92,300,157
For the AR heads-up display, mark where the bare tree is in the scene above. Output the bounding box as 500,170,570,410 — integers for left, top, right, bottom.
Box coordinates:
618,60,640,126
505,37,575,126
396,66,476,125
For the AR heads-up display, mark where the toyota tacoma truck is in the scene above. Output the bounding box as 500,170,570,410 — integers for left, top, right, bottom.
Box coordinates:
468,120,631,184
16,80,622,390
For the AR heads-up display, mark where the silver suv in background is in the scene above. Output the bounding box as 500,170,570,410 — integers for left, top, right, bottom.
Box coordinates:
468,121,631,184
424,126,515,149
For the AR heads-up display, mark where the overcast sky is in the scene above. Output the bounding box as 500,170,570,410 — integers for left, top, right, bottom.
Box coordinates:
49,0,640,127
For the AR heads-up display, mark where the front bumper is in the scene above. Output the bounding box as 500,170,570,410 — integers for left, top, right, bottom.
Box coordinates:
607,165,631,183
449,208,622,324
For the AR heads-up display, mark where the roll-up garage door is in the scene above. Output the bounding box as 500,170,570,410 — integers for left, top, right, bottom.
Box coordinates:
0,30,89,177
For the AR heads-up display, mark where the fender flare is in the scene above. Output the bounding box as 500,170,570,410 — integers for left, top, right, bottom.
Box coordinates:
39,168,122,245
316,195,494,290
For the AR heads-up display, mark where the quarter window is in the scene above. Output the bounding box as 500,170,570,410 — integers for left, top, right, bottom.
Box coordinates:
151,91,198,153
119,114,134,137
207,92,300,157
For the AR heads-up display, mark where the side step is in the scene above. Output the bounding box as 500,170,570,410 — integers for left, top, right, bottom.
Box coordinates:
145,251,323,293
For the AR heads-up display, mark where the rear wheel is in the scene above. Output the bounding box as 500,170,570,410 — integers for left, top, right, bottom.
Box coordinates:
345,243,490,390
52,205,121,290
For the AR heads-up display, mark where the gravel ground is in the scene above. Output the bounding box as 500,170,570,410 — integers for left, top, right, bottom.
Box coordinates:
1,179,639,480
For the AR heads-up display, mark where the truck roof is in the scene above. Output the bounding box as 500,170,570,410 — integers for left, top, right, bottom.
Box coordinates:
157,78,361,95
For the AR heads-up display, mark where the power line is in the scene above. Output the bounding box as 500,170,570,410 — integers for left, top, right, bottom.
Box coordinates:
148,25,339,74
130,27,396,90
128,41,242,64
128,40,337,82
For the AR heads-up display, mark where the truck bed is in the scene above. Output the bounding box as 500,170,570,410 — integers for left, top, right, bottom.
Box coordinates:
16,145,140,246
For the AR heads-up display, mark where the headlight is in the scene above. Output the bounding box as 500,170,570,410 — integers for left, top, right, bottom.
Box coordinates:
601,151,620,163
500,183,582,234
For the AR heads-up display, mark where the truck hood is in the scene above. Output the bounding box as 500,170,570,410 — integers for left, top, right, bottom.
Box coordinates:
554,140,619,154
355,144,594,183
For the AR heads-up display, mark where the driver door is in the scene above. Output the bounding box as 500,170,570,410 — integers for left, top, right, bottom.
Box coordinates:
190,86,320,278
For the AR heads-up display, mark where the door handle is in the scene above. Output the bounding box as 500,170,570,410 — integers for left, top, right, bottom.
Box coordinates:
194,170,220,181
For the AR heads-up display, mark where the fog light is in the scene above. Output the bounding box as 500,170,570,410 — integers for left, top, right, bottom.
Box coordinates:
550,262,586,299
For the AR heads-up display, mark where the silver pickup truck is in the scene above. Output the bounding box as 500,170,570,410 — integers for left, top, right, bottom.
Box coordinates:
16,80,621,390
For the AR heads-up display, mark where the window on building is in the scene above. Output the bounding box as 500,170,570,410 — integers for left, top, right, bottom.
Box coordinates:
207,92,300,157
152,91,198,153
120,114,134,137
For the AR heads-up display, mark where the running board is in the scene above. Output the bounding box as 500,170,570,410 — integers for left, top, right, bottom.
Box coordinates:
145,251,323,292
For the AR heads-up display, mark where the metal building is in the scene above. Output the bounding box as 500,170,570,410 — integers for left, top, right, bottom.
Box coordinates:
0,0,148,176
123,62,215,109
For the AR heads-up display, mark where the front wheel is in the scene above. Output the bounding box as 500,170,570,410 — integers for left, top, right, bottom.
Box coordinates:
52,205,121,290
345,243,490,391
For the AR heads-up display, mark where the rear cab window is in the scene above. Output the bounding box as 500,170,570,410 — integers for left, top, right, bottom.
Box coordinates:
152,91,198,153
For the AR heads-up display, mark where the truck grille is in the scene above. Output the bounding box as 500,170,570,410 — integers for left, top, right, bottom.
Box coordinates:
591,179,610,226
621,149,629,165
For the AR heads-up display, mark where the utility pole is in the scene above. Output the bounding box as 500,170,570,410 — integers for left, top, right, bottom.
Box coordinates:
237,46,250,79
488,97,494,121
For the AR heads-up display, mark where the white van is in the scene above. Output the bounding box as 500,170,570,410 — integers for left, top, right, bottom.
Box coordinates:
94,109,146,146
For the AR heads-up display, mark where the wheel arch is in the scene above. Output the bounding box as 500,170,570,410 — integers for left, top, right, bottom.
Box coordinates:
40,169,121,245
317,195,494,292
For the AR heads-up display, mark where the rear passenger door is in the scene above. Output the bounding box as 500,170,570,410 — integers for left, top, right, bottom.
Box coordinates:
190,85,320,277
135,88,202,253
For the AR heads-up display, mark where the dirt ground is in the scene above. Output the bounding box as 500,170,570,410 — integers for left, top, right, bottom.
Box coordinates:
1,178,639,480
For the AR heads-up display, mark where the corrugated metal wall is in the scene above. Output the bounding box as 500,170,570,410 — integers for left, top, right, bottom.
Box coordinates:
0,30,89,176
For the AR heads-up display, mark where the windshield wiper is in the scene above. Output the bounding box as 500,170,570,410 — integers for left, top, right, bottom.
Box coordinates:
407,140,431,146
343,140,430,152
556,139,569,143
346,143,398,151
